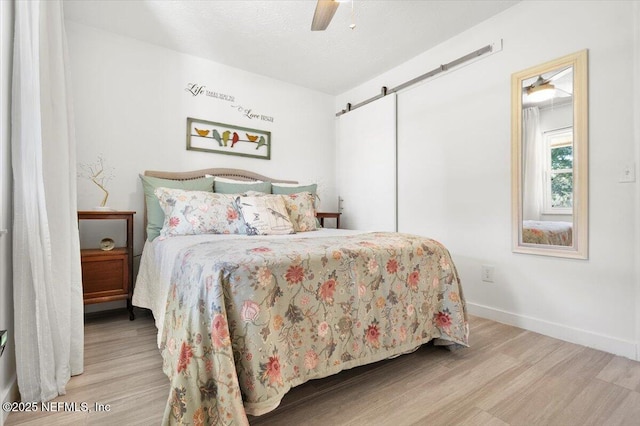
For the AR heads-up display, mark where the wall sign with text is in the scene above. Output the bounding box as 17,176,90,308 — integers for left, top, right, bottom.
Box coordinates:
184,83,275,122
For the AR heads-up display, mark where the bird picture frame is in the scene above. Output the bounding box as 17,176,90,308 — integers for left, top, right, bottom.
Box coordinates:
186,117,271,160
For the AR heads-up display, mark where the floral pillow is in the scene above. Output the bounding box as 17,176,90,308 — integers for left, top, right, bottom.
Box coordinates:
235,195,295,235
140,174,215,241
154,187,245,238
281,192,318,232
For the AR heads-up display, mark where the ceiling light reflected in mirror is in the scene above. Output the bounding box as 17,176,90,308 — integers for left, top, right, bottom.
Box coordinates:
526,78,556,103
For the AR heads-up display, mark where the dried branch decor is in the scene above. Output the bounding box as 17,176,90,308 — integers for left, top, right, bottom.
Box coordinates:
78,155,114,208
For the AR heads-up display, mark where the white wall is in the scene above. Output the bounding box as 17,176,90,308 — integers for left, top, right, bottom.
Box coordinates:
66,22,338,304
337,1,639,359
539,102,572,134
0,0,17,421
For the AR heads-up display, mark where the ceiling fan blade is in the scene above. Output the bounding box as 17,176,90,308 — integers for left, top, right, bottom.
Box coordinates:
540,67,573,83
311,0,339,31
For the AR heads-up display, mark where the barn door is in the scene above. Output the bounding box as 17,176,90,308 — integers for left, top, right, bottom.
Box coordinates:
335,94,396,231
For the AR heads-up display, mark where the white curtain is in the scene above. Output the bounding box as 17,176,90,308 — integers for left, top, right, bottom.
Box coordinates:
12,0,83,402
522,107,543,221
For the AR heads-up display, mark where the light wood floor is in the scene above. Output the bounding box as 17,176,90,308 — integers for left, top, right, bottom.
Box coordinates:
7,310,640,425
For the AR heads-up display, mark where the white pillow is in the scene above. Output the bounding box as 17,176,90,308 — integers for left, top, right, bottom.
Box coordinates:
236,196,295,235
213,176,271,194
214,176,263,184
271,182,308,187
243,190,268,197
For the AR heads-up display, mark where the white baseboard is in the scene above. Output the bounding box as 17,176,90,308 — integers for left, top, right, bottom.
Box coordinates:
1,374,18,426
467,302,639,361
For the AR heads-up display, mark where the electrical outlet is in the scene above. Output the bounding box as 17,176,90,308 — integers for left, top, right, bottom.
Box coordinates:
481,265,495,283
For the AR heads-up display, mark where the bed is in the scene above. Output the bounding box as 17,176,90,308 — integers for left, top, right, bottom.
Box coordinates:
522,220,572,246
133,168,468,425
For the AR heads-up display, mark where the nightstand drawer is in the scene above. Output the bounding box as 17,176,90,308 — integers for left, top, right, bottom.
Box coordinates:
81,253,128,302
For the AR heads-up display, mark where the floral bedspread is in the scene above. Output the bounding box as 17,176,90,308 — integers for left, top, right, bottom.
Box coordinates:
160,232,468,425
522,220,572,246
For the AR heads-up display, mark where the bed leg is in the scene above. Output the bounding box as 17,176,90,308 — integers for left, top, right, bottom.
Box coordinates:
127,299,135,321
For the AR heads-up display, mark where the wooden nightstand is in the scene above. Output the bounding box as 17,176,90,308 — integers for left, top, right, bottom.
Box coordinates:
316,212,341,229
78,211,136,320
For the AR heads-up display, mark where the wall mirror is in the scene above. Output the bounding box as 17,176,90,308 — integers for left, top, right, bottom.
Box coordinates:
511,50,588,259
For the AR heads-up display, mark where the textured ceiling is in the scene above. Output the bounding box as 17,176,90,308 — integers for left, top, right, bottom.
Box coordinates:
63,0,519,95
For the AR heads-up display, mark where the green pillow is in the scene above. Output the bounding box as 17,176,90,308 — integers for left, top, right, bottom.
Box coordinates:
214,180,271,194
140,175,215,241
271,183,317,195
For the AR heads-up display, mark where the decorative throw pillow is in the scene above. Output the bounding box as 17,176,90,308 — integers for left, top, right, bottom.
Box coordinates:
213,177,271,194
154,187,245,237
242,190,269,197
140,174,215,241
272,183,321,228
236,195,295,235
281,192,318,232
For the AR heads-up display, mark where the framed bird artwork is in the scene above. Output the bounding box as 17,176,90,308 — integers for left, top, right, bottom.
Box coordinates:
186,117,271,160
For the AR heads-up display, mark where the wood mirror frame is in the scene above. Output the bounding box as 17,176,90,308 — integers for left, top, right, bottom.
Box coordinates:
511,50,588,259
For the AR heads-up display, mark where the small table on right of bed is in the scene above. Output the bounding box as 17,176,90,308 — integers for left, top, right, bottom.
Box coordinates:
316,212,341,229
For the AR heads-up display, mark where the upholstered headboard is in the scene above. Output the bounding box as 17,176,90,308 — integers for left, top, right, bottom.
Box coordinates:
144,168,297,184
142,168,297,238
